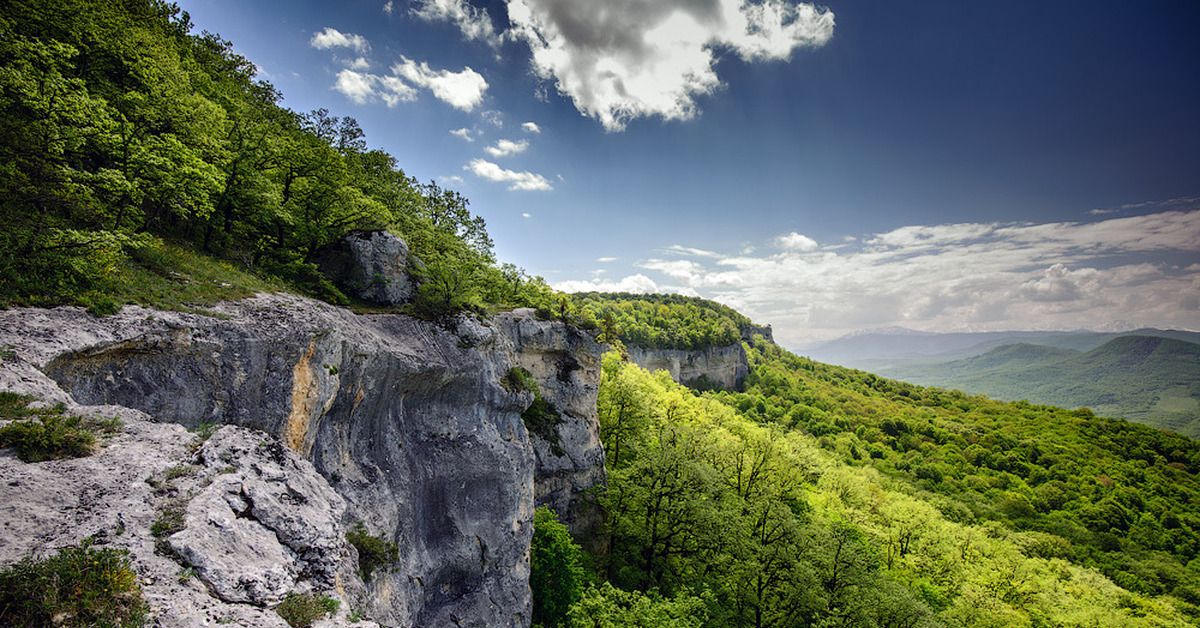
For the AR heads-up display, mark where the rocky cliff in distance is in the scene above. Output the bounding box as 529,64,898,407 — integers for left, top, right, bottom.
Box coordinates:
0,293,606,627
626,343,750,391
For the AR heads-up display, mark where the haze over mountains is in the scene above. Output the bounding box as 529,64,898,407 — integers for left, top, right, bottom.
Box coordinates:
805,328,1200,437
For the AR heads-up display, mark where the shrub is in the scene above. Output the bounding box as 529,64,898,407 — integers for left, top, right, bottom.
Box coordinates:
346,523,398,581
274,592,339,627
0,414,96,462
0,542,148,627
0,394,122,462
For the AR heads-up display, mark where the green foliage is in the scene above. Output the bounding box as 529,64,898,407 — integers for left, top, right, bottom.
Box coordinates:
274,592,339,628
566,583,708,628
0,0,555,320
0,542,148,627
346,522,398,582
570,293,755,350
502,367,539,394
585,342,1200,627
0,395,120,462
531,507,587,627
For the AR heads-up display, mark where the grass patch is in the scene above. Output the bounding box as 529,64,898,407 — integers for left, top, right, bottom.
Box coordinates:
112,239,287,312
346,523,398,582
275,592,339,627
0,542,148,627
0,394,122,463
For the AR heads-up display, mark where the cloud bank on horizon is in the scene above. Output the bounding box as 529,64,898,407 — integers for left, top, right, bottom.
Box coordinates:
554,207,1200,346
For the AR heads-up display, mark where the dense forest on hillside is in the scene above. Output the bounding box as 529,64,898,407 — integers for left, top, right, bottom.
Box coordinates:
0,0,556,318
884,336,1200,438
532,335,1200,627
570,292,757,350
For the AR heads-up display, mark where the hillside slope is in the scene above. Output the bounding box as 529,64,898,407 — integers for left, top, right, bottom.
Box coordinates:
888,336,1200,437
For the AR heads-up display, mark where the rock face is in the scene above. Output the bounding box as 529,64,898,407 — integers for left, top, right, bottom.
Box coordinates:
495,309,606,536
0,294,606,627
626,343,749,391
314,230,416,305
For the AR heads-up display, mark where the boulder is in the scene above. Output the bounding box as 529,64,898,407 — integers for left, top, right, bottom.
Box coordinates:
314,230,417,306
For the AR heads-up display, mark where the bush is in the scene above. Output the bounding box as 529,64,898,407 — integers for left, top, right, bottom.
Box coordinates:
274,592,339,627
0,542,148,627
0,414,97,462
346,523,398,581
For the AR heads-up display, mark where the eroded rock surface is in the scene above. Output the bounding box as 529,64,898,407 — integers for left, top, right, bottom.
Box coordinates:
0,294,607,627
313,229,417,305
626,342,749,391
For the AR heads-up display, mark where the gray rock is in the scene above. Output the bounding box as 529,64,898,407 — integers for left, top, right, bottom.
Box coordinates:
0,293,608,627
626,343,749,391
495,310,606,536
168,427,350,606
314,230,417,305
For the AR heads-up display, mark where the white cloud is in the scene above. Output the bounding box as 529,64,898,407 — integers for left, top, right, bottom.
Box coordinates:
506,0,834,131
522,122,541,134
310,27,370,53
325,56,485,111
450,127,475,141
523,213,532,218
466,158,553,191
597,257,618,263
393,58,488,111
777,231,818,251
383,1,393,15
333,69,417,106
439,175,465,185
554,274,660,294
568,211,1200,345
485,139,530,157
667,244,721,258
412,0,499,45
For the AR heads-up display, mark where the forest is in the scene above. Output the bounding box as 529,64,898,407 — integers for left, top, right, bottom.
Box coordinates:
570,292,757,350
0,0,556,319
529,335,1200,627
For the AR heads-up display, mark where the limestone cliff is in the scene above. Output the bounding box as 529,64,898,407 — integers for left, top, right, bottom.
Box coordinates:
626,342,750,391
0,294,605,627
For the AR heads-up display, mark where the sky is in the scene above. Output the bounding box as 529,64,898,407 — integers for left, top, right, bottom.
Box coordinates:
174,0,1200,348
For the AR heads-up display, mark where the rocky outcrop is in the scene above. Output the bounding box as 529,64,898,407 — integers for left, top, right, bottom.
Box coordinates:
313,230,417,305
0,294,607,628
626,343,749,391
495,309,606,536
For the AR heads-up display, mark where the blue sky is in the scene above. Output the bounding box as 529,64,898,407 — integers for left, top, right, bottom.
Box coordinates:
175,0,1200,346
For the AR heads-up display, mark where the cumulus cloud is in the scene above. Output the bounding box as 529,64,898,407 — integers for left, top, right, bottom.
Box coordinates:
778,231,818,251
466,158,553,191
505,0,834,130
597,257,618,263
484,139,529,157
348,57,370,70
554,274,660,294
326,57,486,110
560,210,1200,345
393,58,488,111
333,69,417,106
450,127,475,141
412,0,499,45
522,122,542,133
310,27,370,53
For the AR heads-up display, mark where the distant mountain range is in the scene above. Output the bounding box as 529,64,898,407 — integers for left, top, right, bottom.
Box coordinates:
803,329,1200,437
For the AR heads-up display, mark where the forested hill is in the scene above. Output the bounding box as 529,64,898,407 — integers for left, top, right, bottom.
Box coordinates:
559,330,1200,627
569,292,763,350
0,0,556,319
886,335,1200,438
